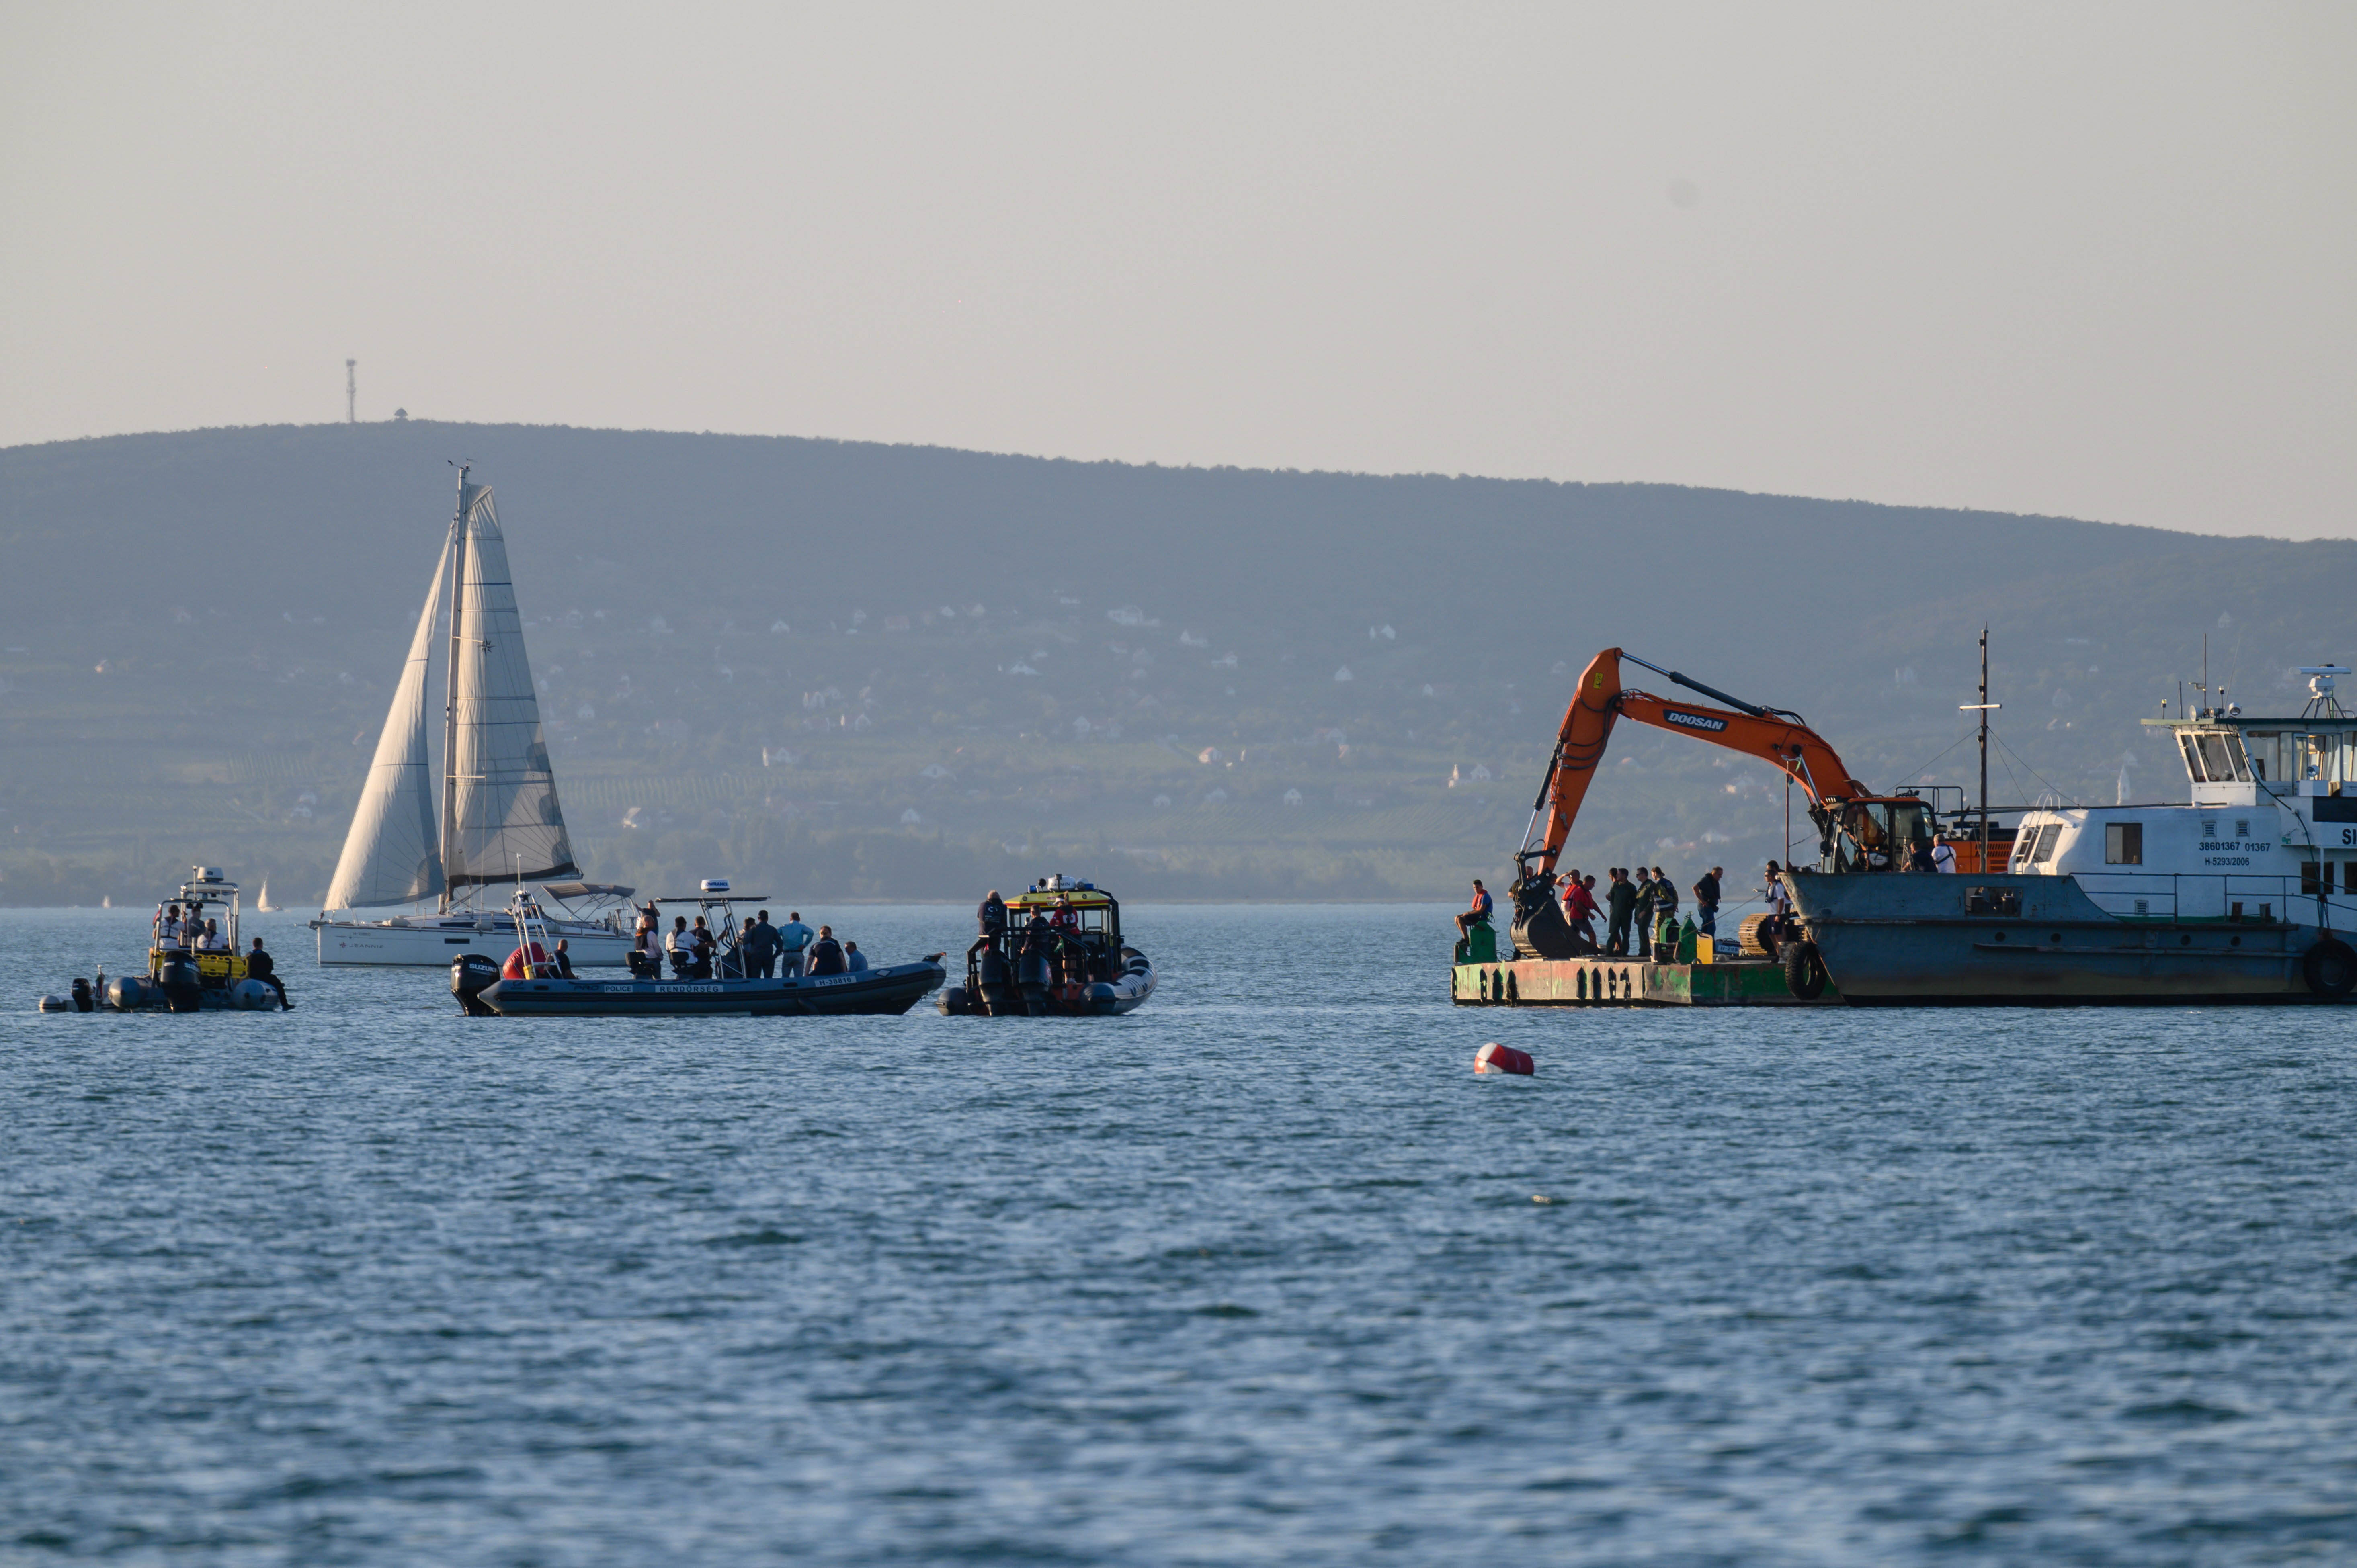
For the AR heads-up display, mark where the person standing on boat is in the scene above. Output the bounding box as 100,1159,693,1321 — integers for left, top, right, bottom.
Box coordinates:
1693,867,1722,939
1650,867,1680,953
1562,872,1600,952
807,925,846,975
970,890,1007,965
742,911,781,978
1931,838,1957,874
1604,868,1637,956
1632,868,1658,960
779,911,814,978
666,915,695,978
1906,837,1937,873
157,904,184,948
246,936,292,1009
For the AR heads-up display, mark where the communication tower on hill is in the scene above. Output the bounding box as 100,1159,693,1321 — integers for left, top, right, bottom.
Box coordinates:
346,359,357,424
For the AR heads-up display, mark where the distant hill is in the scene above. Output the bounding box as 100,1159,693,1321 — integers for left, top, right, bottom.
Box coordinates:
2,421,2345,909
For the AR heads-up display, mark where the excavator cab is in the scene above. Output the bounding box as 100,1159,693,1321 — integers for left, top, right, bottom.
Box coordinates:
1812,796,1936,873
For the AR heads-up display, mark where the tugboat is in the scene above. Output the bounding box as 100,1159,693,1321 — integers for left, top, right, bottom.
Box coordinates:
450,880,945,1017
1785,666,2357,1005
39,868,287,1013
939,875,1156,1016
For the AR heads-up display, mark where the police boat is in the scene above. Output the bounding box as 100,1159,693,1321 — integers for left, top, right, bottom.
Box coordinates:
451,880,945,1017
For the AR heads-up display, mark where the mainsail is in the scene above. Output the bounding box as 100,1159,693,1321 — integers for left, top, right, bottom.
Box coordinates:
445,486,579,891
323,536,452,909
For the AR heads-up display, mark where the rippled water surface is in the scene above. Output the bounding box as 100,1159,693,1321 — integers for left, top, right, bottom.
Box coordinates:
6,904,2356,1564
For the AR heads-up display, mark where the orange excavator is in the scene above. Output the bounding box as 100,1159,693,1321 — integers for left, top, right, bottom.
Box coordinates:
1507,648,1941,960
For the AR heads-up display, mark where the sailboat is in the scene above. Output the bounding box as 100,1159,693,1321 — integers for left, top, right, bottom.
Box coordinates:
312,467,636,967
255,878,277,913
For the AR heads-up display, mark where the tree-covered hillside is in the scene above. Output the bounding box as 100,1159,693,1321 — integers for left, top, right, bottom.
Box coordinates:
2,422,2344,906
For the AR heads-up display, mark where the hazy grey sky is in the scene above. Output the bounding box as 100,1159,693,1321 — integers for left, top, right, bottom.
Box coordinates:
5,3,2352,536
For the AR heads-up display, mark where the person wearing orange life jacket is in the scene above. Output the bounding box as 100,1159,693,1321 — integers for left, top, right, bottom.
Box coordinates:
1455,878,1494,939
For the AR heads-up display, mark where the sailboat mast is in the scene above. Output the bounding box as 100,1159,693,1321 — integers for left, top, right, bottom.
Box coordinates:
438,465,471,915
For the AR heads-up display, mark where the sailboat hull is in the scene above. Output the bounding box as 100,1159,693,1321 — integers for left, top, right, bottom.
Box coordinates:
312,913,635,968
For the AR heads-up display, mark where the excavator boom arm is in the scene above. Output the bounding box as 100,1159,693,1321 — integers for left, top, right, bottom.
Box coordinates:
1516,648,1874,880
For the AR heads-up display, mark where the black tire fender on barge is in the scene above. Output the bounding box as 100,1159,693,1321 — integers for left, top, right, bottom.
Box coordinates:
1782,940,1829,1001
2302,937,2357,997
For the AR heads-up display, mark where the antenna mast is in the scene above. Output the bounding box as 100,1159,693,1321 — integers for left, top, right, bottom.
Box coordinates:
1960,626,2000,870
346,359,357,424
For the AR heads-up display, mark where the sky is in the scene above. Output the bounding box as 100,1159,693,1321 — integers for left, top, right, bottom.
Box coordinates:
4,2,2353,537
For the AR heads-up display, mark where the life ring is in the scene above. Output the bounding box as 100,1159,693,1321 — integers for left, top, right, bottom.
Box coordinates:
2302,938,2357,997
1782,940,1829,1001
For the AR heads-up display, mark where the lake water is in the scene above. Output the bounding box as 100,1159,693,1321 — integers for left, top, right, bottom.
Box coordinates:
5,904,2355,1565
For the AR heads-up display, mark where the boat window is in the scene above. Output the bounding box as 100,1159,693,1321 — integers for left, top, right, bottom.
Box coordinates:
2178,732,2208,782
1888,801,1932,853
2195,732,2249,783
2105,822,2142,865
2345,862,2357,895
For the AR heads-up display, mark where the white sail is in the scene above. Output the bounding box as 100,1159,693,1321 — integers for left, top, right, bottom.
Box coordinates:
445,487,579,891
324,536,451,909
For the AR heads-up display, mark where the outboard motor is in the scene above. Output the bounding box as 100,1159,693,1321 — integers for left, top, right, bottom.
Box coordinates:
451,953,501,1017
159,956,203,1013
1015,950,1052,1015
976,947,1015,1016
70,978,94,1013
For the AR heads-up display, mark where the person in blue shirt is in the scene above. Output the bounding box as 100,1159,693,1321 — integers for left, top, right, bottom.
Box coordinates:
843,940,869,973
778,911,814,977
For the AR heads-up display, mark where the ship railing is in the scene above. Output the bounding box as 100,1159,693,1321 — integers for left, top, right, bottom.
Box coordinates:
2067,870,2352,929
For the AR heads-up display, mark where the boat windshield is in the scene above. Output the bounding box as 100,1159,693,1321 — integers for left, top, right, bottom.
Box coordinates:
2180,729,2253,784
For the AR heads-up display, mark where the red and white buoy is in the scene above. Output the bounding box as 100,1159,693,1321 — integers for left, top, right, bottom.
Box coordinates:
1474,1042,1535,1076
